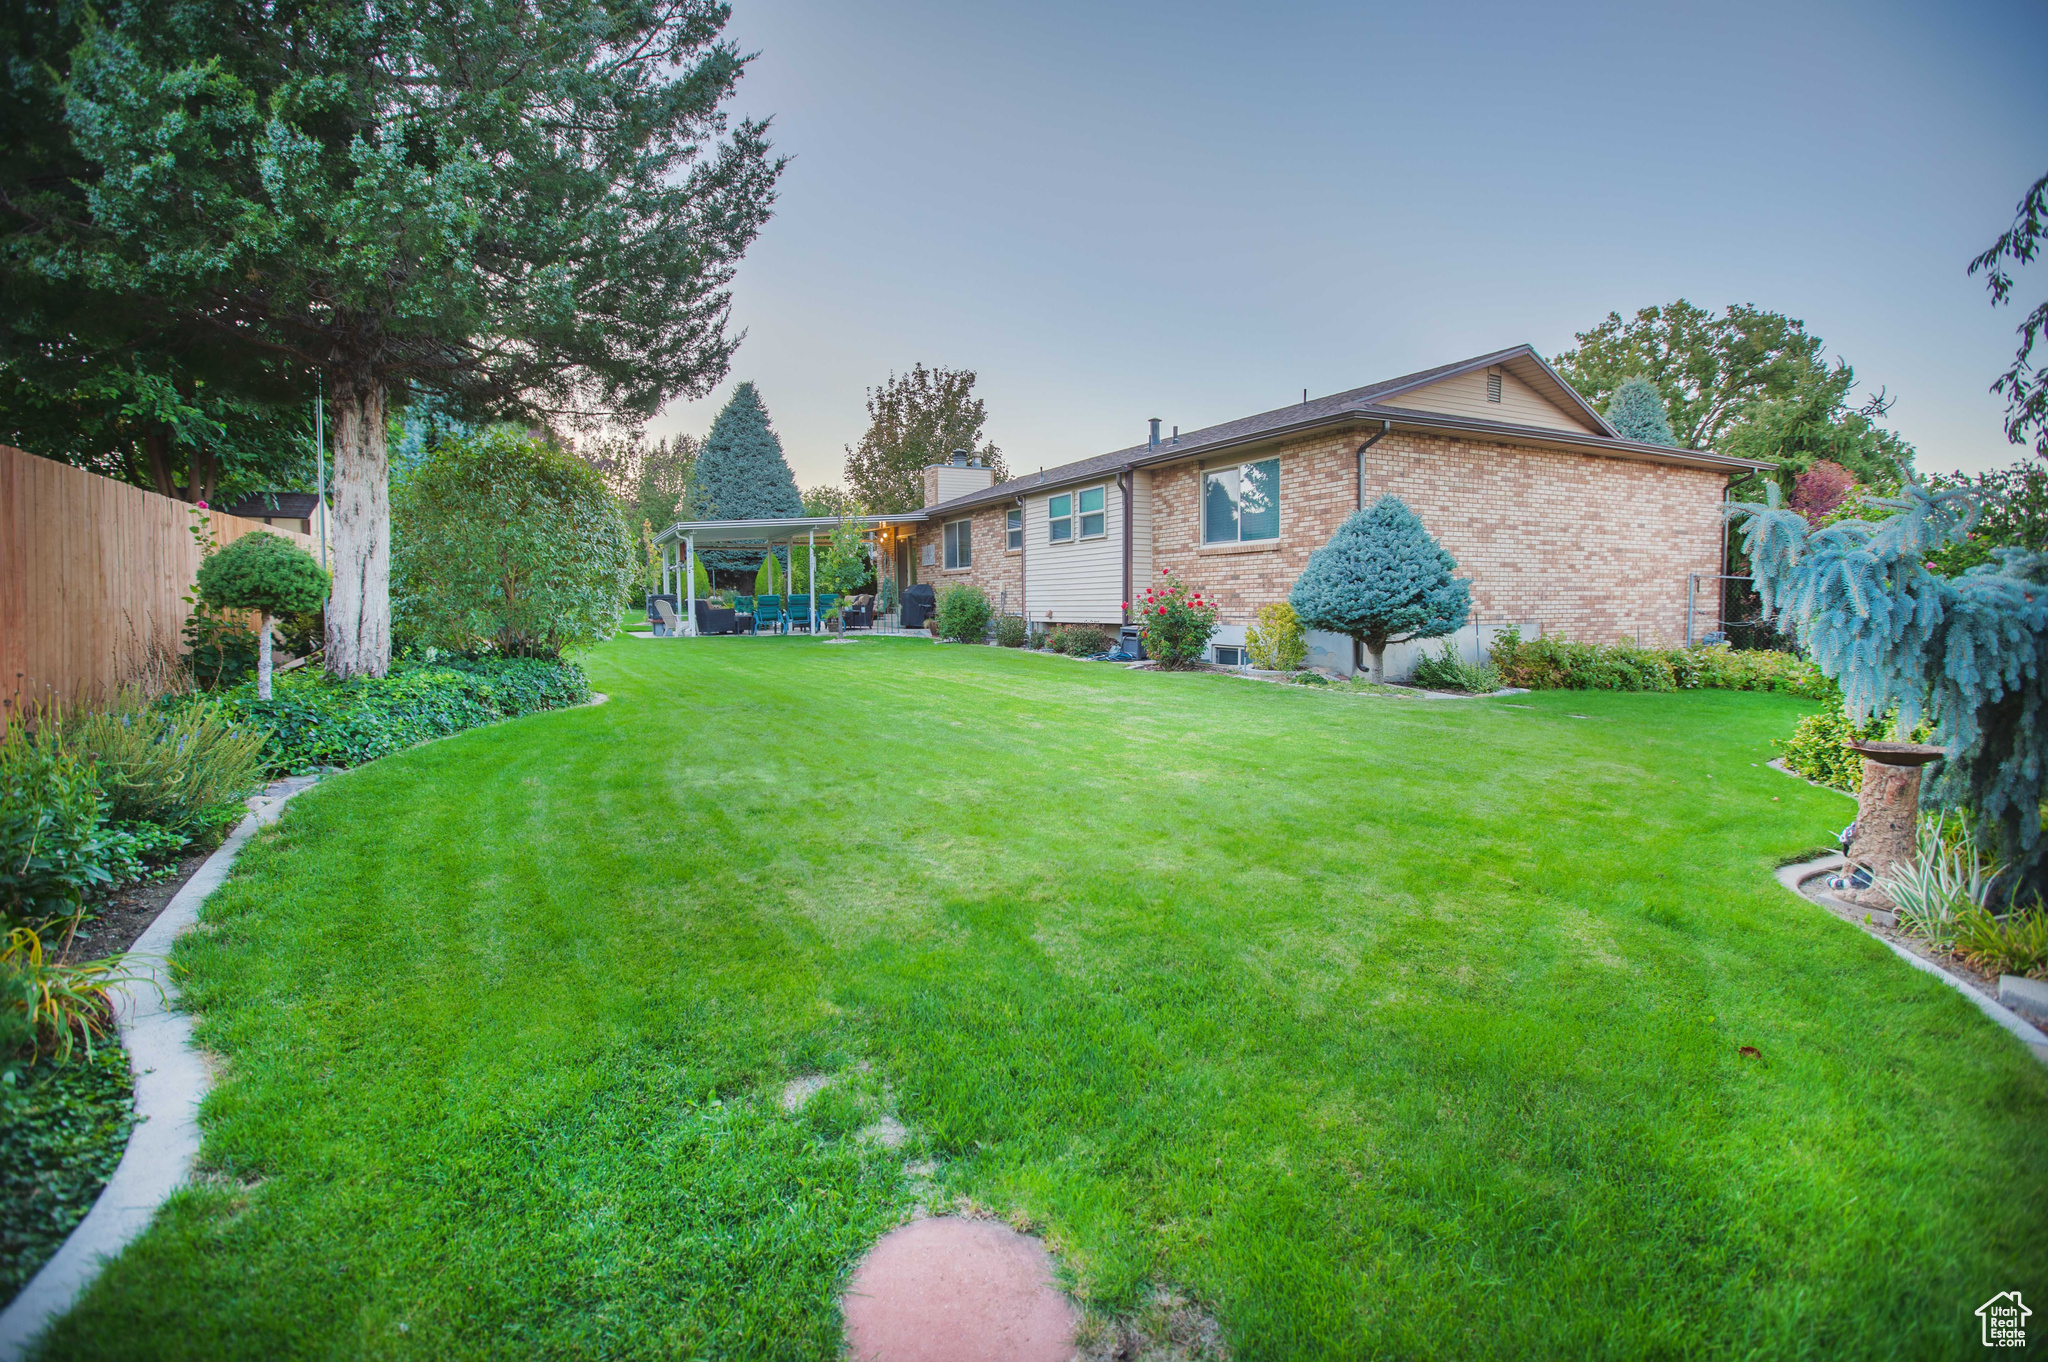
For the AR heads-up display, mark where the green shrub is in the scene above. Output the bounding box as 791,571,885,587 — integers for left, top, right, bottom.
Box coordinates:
1027,628,1047,650
1136,571,1218,669
196,531,331,700
1246,602,1307,671
934,585,993,643
1412,641,1503,693
0,737,120,925
182,609,260,690
992,615,1028,648
53,690,266,846
1673,645,1831,697
393,427,633,657
1046,625,1110,656
1489,628,1675,692
0,1042,136,1299
179,657,590,774
1776,704,1890,791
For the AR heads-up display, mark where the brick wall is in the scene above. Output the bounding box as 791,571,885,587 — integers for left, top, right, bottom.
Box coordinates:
916,504,1024,618
1148,429,1728,648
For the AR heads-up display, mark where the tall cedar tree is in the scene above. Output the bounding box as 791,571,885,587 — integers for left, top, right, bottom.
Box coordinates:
844,364,1007,513
1289,496,1471,683
693,383,802,570
1603,376,1677,446
4,0,781,676
1969,171,2048,456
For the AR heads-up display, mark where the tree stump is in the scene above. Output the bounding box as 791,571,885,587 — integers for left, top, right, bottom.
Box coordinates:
1841,740,1947,906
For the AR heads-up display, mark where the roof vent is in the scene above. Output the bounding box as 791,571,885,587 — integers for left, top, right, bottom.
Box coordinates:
949,450,970,467
1148,418,1161,450
1486,368,1503,403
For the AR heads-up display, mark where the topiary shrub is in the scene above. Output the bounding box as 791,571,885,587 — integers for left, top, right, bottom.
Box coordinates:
1290,497,1470,682
934,584,993,643
1245,601,1307,671
993,615,1028,648
195,531,330,700
1134,571,1218,668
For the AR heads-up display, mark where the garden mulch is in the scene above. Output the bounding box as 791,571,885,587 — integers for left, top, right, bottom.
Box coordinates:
64,851,214,959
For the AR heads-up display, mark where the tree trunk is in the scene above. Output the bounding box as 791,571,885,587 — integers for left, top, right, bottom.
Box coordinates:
142,426,177,499
325,370,391,678
1364,639,1387,684
257,609,274,701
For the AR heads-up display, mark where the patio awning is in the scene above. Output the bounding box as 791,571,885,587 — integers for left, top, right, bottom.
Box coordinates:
651,513,926,547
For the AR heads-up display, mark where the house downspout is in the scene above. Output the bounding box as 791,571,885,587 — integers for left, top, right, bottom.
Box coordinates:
1356,419,1392,510
1118,469,1133,621
1354,420,1393,674
1016,494,1028,630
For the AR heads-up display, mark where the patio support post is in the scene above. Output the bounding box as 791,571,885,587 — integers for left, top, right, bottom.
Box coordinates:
809,530,817,636
685,534,698,637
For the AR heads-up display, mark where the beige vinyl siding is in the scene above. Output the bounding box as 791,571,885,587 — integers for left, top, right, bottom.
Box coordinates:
1129,469,1153,587
1396,367,1599,434
1023,480,1124,623
927,465,998,506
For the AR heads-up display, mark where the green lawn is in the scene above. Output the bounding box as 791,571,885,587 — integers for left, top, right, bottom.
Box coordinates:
38,637,2048,1359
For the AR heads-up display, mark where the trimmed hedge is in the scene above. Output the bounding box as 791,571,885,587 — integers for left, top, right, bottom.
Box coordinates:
175,657,590,774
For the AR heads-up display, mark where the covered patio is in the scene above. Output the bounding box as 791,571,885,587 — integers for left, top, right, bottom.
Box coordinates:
649,513,928,637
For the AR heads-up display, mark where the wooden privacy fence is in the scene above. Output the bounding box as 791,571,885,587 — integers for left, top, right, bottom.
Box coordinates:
0,444,323,728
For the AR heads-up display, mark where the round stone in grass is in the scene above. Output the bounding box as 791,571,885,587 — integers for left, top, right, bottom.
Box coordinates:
842,1217,1077,1362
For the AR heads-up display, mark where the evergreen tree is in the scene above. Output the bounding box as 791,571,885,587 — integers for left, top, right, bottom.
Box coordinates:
1604,376,1677,445
1733,481,2048,901
753,551,784,596
1289,496,1471,682
1,0,783,677
694,383,803,570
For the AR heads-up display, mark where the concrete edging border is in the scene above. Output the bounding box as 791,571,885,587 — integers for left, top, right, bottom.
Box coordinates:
0,777,319,1362
1774,854,2048,1068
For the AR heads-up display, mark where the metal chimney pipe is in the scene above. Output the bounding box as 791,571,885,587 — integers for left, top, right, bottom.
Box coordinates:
1148,418,1161,449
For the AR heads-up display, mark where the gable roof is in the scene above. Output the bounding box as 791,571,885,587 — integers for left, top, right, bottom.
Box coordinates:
925,345,1767,518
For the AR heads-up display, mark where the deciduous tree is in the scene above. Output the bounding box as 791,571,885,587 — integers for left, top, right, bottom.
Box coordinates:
1969,171,2048,456
843,364,1007,513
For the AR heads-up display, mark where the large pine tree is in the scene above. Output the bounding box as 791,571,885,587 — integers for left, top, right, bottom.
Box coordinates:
1290,496,1472,682
694,383,803,570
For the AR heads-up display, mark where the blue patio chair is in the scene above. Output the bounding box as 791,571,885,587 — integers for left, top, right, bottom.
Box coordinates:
785,596,813,633
753,594,786,634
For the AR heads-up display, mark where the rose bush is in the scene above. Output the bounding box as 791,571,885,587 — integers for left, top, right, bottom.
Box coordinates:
1133,570,1219,669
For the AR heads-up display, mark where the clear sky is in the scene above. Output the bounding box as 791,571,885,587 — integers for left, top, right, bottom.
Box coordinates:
646,0,2048,486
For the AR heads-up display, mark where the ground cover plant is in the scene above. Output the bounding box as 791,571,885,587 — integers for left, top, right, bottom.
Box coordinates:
1,1045,136,1303
36,638,2048,1359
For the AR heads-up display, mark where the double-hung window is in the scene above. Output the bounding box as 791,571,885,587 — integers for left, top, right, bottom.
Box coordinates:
1048,493,1073,542
943,518,972,570
1006,508,1023,551
1077,486,1106,538
1203,457,1280,544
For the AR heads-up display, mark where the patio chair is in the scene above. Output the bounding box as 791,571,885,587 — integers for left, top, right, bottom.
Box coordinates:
653,598,684,636
693,599,740,635
753,594,786,634
841,594,875,630
786,597,814,633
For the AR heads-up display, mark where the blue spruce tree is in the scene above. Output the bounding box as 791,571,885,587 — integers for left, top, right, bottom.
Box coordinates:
1733,480,2048,900
1604,376,1677,445
694,383,803,570
1290,496,1472,682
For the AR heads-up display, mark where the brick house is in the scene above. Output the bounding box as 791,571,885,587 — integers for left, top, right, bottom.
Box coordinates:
900,344,1768,677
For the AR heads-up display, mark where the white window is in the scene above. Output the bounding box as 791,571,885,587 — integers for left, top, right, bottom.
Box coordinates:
1048,493,1073,543
1077,485,1106,538
1006,507,1022,551
944,519,972,570
1203,458,1280,544
1214,645,1249,667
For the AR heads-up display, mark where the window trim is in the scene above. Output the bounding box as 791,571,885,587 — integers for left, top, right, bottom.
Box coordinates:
1047,492,1073,544
1076,484,1108,540
943,517,973,571
1201,457,1281,546
1005,507,1023,552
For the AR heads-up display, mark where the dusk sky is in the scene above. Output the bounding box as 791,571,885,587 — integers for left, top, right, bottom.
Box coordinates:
647,0,2048,487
